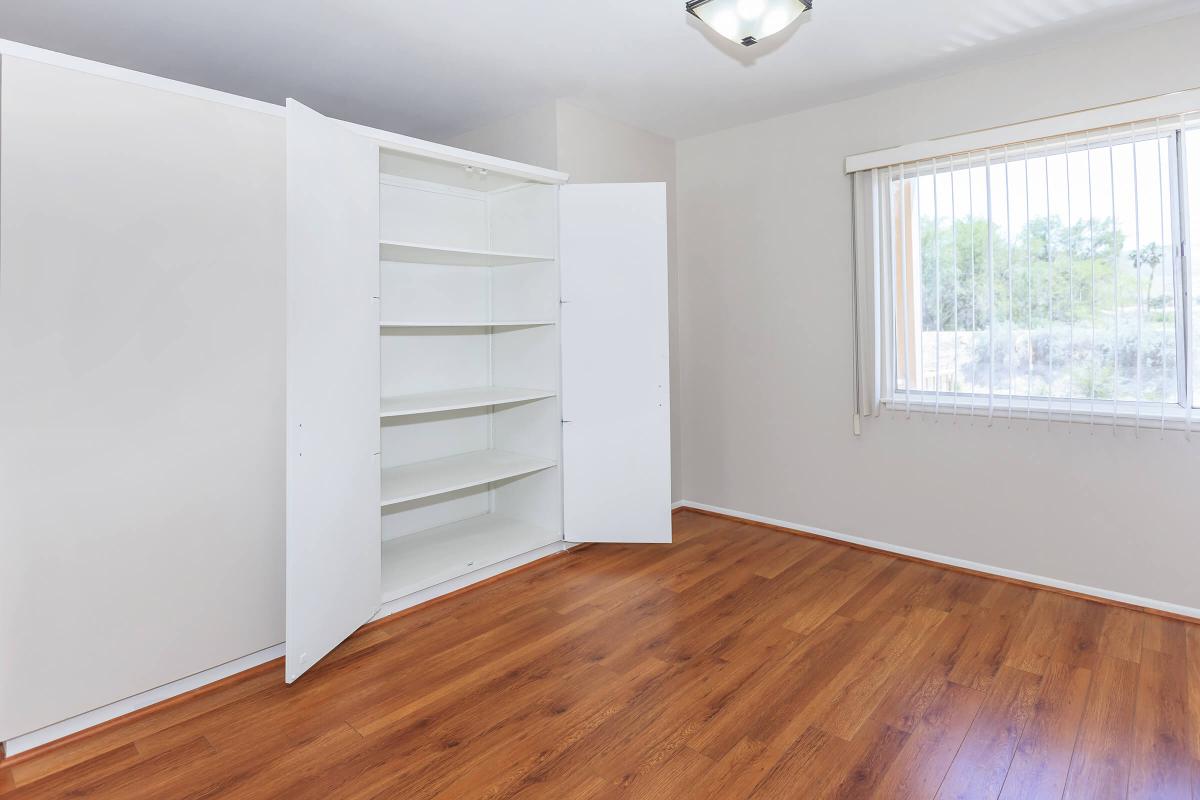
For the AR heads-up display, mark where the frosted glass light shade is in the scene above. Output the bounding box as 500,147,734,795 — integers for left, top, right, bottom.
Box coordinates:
686,0,812,46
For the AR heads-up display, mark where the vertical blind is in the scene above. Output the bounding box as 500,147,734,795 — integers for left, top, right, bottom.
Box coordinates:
852,113,1200,436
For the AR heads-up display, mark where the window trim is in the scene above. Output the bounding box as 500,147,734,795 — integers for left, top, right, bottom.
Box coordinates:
845,88,1200,173
881,392,1195,430
1175,128,1195,410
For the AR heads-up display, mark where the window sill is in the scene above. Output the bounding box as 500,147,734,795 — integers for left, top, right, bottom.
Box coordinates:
881,394,1199,433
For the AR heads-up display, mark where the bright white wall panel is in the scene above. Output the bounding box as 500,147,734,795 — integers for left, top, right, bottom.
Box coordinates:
492,400,562,462
492,468,564,537
0,56,285,740
379,263,489,323
491,264,560,325
487,184,557,255
380,330,490,395
490,326,561,391
379,179,487,250
381,411,490,467
382,487,491,541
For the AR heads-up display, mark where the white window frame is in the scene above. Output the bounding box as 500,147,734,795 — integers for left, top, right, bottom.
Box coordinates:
870,122,1198,431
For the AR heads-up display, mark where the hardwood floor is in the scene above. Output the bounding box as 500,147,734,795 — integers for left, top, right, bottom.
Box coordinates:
3,509,1198,799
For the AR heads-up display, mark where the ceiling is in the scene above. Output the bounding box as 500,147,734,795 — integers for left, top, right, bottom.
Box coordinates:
1,0,1197,141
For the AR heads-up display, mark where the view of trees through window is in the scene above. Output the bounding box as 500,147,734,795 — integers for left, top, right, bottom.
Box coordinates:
890,129,1197,411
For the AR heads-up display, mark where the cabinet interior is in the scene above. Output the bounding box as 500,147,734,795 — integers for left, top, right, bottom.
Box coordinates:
376,149,564,604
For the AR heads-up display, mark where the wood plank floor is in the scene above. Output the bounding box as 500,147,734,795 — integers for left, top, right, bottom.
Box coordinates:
3,509,1198,799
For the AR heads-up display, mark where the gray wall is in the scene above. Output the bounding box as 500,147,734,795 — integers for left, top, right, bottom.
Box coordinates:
675,13,1200,611
443,102,559,171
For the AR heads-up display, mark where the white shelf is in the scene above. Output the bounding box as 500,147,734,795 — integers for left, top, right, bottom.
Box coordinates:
380,240,554,267
380,387,556,418
380,449,556,507
379,320,556,329
381,513,561,602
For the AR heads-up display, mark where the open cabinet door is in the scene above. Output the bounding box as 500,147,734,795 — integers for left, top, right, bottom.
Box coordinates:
285,99,380,682
560,183,672,543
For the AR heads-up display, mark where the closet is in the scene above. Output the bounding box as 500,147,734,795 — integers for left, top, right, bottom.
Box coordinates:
285,100,671,682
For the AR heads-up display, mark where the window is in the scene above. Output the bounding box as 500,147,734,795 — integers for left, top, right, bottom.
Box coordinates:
879,120,1198,427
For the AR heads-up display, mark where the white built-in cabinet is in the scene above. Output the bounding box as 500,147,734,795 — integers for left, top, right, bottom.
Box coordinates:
285,101,671,682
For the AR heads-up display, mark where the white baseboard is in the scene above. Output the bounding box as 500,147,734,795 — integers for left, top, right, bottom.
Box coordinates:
2,644,284,757
674,500,1200,621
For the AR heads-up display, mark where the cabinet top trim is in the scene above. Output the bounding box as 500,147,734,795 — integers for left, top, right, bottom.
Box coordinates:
0,38,284,117
0,38,571,187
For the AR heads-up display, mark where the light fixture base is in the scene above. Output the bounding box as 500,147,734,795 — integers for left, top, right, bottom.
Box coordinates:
686,0,813,47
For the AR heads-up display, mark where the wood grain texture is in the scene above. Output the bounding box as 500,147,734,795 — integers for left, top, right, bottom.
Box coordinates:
2,509,1197,799
1063,655,1139,799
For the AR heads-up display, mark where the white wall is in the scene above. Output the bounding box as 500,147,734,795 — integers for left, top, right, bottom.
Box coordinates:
445,102,559,171
449,102,684,500
0,56,286,742
676,13,1200,611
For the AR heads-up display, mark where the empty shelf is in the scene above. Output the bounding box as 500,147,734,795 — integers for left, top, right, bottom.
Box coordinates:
380,387,556,418
381,513,561,602
380,449,556,506
379,320,556,329
380,240,554,266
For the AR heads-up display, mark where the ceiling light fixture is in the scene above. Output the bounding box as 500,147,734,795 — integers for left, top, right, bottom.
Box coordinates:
686,0,812,47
